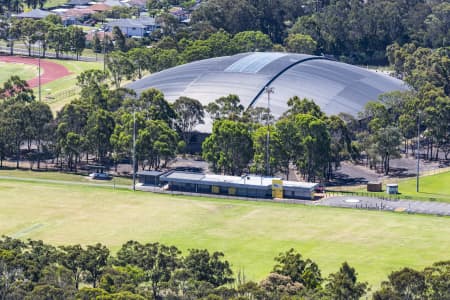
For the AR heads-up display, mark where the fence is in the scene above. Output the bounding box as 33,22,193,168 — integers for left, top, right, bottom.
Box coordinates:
45,87,81,103
0,45,99,62
324,189,442,202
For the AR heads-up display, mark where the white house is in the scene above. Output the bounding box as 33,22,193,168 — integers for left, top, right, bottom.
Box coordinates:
105,17,158,37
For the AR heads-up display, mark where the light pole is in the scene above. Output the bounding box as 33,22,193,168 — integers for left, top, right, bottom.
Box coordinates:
264,86,274,176
416,110,421,192
103,35,107,73
132,105,136,191
35,32,43,102
38,40,41,102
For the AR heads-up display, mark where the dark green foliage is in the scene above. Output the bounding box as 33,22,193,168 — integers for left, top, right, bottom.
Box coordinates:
173,96,205,146
184,249,234,287
273,248,322,290
202,119,254,175
0,237,449,299
373,267,427,300
325,262,368,300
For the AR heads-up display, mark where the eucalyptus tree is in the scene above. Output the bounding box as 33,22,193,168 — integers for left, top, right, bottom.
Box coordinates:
173,96,205,146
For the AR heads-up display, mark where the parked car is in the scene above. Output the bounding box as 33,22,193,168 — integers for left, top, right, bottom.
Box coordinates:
89,172,112,180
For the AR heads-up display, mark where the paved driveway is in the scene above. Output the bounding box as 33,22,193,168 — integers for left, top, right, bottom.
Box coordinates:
318,196,450,216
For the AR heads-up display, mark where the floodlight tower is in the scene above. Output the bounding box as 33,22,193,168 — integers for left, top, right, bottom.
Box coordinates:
416,110,421,192
264,86,274,176
132,105,136,191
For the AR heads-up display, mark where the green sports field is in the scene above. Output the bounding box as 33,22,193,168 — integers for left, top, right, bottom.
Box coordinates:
37,59,102,112
0,179,449,290
0,62,36,84
394,171,450,201
354,171,450,203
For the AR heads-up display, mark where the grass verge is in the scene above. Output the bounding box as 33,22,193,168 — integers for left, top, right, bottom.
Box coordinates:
0,168,132,186
351,171,450,203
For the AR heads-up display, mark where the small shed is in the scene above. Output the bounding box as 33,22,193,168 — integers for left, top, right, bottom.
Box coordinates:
137,170,165,186
367,182,382,192
386,184,399,194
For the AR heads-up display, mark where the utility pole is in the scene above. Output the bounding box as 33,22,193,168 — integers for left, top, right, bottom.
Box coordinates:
103,36,106,73
38,39,41,102
132,106,136,191
265,86,274,176
416,111,421,192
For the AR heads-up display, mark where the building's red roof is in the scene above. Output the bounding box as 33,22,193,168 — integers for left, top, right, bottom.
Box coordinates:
89,3,111,12
86,30,113,41
63,8,94,18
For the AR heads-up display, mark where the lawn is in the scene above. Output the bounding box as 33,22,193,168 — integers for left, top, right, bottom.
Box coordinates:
354,171,450,203
43,0,68,8
0,168,132,186
37,59,103,112
0,55,102,112
0,62,37,84
0,179,449,290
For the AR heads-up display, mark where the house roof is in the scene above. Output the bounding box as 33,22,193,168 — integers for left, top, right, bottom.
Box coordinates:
63,7,94,18
106,17,156,29
15,9,55,19
107,19,146,28
67,0,91,6
137,170,166,176
89,3,111,11
103,0,129,7
160,171,318,190
126,0,146,7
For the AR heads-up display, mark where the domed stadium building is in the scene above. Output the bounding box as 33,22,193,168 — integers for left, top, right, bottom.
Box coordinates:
127,52,408,133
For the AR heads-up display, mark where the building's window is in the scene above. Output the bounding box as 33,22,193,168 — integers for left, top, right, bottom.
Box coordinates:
132,27,136,30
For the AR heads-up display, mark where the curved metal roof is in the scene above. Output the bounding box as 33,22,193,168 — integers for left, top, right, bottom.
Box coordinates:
127,52,408,131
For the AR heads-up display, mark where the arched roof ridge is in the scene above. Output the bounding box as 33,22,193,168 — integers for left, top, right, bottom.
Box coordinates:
247,56,330,109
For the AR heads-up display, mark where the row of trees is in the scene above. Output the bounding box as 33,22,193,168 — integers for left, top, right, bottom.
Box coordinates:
103,29,275,89
202,95,353,181
0,0,47,14
103,27,321,92
0,70,204,171
357,44,449,171
1,236,448,299
201,72,449,179
3,0,447,66
191,0,448,64
0,15,86,59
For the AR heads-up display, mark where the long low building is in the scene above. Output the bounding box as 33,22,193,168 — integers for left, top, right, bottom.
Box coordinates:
151,171,318,200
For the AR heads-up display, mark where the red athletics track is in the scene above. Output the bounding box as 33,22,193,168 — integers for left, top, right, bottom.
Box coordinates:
0,56,71,88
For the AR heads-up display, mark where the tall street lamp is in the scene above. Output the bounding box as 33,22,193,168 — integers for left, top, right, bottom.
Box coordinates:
416,110,421,192
132,105,136,191
38,39,42,102
264,86,274,176
35,32,43,102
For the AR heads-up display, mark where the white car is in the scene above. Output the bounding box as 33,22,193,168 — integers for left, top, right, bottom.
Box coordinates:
89,172,111,180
